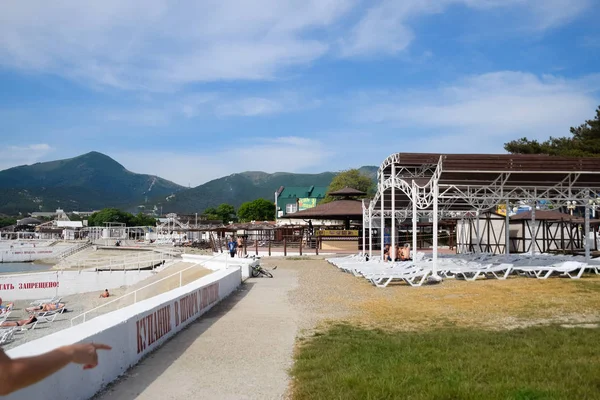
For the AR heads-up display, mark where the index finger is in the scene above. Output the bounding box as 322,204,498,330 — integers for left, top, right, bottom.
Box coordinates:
92,343,112,351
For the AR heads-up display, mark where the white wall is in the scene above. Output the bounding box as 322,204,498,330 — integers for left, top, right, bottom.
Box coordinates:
5,267,241,400
0,270,154,301
181,254,259,280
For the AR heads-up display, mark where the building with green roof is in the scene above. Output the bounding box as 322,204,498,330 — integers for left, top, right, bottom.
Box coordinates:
275,185,327,219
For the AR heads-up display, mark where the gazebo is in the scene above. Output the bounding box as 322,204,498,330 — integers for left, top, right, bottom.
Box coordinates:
285,187,367,251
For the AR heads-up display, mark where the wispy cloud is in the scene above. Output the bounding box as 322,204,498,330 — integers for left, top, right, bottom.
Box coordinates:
0,0,354,90
0,144,54,171
113,136,334,186
0,0,590,88
351,71,600,153
340,0,592,57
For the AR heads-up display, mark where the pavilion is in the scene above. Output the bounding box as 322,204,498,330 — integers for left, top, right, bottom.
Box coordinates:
365,153,600,277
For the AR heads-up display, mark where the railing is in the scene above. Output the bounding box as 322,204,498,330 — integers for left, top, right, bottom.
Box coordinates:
69,253,225,326
57,250,175,271
56,241,92,259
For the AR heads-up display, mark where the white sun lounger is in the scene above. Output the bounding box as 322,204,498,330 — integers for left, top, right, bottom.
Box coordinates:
30,296,62,307
368,267,432,288
516,261,588,279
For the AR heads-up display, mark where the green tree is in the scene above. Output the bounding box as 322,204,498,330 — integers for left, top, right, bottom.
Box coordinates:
504,106,600,157
87,208,133,226
237,198,275,222
320,169,376,204
0,217,16,228
202,203,237,223
131,212,157,226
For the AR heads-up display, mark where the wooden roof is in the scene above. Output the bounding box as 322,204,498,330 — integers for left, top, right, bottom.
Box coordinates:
285,199,363,218
328,187,366,196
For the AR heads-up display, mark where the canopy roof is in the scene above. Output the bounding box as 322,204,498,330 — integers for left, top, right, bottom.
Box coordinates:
286,199,363,219
370,153,600,214
328,187,366,197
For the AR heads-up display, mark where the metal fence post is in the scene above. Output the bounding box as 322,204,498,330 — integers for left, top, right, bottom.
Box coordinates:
284,237,287,256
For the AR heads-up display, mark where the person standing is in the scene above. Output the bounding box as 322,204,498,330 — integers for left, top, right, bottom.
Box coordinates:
236,236,244,257
227,236,237,258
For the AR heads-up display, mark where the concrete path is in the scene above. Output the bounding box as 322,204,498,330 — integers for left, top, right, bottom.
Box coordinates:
95,267,299,400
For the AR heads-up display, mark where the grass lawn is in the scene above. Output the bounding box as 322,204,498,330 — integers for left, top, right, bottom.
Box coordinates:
292,324,600,400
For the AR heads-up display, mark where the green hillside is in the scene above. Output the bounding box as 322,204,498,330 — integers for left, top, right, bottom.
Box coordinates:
0,151,379,215
0,152,184,214
156,171,337,214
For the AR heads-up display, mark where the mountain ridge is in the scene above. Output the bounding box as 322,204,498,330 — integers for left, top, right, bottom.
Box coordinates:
0,152,378,215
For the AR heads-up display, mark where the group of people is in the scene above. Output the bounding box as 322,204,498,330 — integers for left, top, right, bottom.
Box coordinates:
383,243,412,262
227,236,245,258
0,298,68,328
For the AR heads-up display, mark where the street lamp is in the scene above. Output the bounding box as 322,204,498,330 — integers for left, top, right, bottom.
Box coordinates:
567,201,577,216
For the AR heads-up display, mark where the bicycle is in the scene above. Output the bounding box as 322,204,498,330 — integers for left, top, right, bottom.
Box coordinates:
251,264,276,278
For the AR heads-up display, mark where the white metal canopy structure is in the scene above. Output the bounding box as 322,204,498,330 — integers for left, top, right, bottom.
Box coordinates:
363,153,600,277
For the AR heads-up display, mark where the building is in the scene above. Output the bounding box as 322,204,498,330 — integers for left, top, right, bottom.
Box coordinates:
275,185,327,221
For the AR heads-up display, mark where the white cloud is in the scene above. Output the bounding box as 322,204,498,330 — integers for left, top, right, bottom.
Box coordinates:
0,144,54,171
0,0,590,87
0,0,353,90
340,0,591,57
352,71,600,153
113,136,333,186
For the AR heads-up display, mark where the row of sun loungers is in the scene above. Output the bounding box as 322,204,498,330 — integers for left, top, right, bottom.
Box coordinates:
327,252,598,288
0,297,68,345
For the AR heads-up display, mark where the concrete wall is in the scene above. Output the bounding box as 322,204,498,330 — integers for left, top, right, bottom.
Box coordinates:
181,253,259,280
0,270,154,301
0,246,69,263
5,267,241,400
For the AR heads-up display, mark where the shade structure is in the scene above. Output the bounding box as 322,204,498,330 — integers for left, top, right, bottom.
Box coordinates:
328,186,367,197
364,152,600,274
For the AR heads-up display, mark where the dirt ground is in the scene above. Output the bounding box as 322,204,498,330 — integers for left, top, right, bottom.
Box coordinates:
262,256,600,333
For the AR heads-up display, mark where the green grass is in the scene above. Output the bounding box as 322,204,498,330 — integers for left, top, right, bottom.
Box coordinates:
292,324,600,400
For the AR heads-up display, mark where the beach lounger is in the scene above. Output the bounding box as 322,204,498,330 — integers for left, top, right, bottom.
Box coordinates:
30,296,62,307
0,327,17,345
26,307,66,331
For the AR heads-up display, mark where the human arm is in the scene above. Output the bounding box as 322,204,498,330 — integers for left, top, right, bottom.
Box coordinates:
0,343,111,395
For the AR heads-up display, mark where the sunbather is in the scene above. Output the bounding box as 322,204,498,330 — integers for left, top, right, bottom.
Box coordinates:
0,314,37,327
25,302,66,313
99,289,110,298
0,298,14,312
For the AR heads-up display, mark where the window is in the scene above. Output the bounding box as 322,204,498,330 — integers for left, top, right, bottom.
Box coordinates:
286,203,298,214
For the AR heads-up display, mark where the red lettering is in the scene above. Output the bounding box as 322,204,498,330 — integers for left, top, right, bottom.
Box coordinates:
136,320,144,354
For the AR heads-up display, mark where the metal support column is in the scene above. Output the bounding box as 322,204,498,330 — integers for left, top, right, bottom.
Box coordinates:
368,207,373,259
432,181,439,277
530,199,536,256
505,199,510,255
362,201,366,257
380,173,385,260
585,191,591,262
412,182,418,260
391,164,396,261
475,210,481,252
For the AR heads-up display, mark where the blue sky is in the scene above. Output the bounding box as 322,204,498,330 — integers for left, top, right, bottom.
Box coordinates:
1,0,599,187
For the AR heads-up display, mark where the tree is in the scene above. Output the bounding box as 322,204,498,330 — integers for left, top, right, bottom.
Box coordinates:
88,208,131,226
0,217,16,228
237,199,275,222
320,169,376,204
202,203,237,223
131,212,157,226
504,106,600,157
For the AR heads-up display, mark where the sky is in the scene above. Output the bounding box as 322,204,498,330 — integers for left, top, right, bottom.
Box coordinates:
1,0,599,187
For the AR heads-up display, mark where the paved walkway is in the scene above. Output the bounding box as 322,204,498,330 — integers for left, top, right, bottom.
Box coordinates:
95,267,299,400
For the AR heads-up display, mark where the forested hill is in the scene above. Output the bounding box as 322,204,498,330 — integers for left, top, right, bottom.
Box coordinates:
0,151,184,214
154,166,378,214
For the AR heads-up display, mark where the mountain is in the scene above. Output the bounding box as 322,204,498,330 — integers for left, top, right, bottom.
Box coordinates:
155,166,379,214
0,152,184,214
